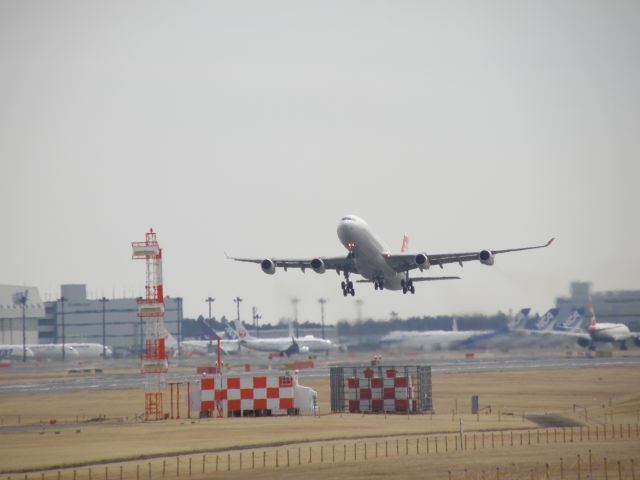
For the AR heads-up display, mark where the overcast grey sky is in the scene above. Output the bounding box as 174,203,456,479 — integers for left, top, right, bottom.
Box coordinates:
1,1,639,325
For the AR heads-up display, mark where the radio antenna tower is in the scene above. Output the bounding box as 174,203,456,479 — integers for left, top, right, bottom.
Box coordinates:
132,228,168,420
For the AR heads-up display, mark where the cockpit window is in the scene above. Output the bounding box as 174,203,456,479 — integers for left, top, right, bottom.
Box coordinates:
341,216,353,221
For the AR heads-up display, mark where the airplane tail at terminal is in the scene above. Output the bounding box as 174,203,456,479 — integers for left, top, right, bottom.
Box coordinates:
588,297,597,333
555,309,586,332
232,320,252,340
533,308,560,331
224,324,239,340
507,308,531,331
159,326,178,351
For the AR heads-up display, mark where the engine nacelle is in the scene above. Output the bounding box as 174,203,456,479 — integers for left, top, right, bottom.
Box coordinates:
311,258,326,274
577,337,592,348
479,250,495,266
261,259,276,275
634,336,640,348
415,253,430,270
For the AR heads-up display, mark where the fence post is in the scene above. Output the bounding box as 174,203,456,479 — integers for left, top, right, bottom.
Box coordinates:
631,459,635,480
106,466,109,480
355,442,357,460
436,436,438,452
344,444,347,462
405,438,408,455
216,456,219,473
617,461,622,480
445,436,448,452
310,445,313,464
589,450,593,478
262,451,265,468
501,431,504,447
580,426,583,441
276,450,279,469
203,455,206,474
510,431,513,447
287,449,290,467
162,460,166,477
120,466,123,480
397,439,400,456
321,446,324,464
364,443,367,460
545,463,550,480
448,471,452,480
560,457,564,480
136,465,139,480
496,467,500,480
416,438,419,455
577,454,581,480
148,463,151,480
299,447,301,465
376,442,378,458
227,454,230,472
239,453,242,471
188,458,192,476
332,445,335,463
177,457,180,477
528,431,530,445
604,457,608,480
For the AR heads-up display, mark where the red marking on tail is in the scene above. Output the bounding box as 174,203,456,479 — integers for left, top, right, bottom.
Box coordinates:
401,233,409,253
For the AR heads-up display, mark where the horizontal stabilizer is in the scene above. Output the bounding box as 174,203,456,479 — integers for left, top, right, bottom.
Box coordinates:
412,276,461,282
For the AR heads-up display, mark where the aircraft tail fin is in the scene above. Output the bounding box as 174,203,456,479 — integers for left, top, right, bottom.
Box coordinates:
452,318,458,332
508,308,531,331
232,320,252,340
588,296,597,332
555,309,586,332
401,233,409,253
159,326,178,350
533,308,560,331
224,324,239,340
197,318,220,340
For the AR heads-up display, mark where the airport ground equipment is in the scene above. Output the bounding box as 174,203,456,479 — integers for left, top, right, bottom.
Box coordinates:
330,365,432,414
132,229,169,420
198,372,318,417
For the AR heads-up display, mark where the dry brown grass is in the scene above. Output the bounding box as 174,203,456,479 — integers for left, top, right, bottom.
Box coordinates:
1,365,639,475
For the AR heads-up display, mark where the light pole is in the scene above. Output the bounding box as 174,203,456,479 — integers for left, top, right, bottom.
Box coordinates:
252,306,262,337
18,291,28,362
291,297,300,337
176,297,183,350
100,297,109,358
233,297,243,324
59,296,67,360
318,298,328,339
205,297,215,322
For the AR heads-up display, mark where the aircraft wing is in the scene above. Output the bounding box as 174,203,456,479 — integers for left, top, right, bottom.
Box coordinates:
384,238,554,272
357,276,460,283
228,254,359,274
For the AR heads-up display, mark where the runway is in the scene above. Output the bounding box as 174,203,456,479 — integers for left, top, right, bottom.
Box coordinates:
2,354,640,395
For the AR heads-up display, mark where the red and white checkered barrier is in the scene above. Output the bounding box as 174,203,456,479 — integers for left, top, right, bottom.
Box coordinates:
346,368,417,413
201,374,295,415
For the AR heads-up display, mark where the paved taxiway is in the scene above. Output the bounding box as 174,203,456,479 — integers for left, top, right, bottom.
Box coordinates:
2,355,640,395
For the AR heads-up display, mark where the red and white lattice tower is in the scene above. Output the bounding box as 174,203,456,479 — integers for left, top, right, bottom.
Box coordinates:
132,228,168,420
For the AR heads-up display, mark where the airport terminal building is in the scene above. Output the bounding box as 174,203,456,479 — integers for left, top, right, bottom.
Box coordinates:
0,285,44,345
40,284,181,355
555,281,640,326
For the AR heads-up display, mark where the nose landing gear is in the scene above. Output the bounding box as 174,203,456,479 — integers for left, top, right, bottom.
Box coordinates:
341,273,355,296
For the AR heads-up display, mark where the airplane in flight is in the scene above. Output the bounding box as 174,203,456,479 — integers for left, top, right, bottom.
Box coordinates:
229,215,554,296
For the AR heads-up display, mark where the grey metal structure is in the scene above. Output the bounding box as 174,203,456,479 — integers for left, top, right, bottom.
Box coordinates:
329,365,433,413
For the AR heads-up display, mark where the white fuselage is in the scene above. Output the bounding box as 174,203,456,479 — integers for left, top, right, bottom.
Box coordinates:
590,323,631,343
240,335,337,353
180,339,240,356
337,216,405,290
379,330,489,351
67,343,112,359
0,344,80,361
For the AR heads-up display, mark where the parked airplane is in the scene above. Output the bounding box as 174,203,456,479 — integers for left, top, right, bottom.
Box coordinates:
178,320,240,357
578,298,640,350
232,320,338,355
0,343,79,360
378,318,492,351
66,343,113,359
229,215,554,296
0,345,34,360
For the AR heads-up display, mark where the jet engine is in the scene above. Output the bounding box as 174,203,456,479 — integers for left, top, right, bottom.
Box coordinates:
577,337,592,348
634,336,640,347
479,250,495,266
261,259,276,275
311,258,326,274
415,253,430,270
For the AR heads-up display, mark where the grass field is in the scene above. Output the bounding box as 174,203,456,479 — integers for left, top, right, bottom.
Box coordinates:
1,364,640,477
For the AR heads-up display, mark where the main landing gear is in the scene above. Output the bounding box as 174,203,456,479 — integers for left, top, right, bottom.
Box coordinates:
373,279,384,290
341,273,355,296
401,277,415,294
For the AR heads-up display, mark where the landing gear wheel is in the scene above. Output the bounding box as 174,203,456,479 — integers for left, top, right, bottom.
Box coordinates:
374,282,379,290
350,289,355,296
402,287,407,294
410,285,415,294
